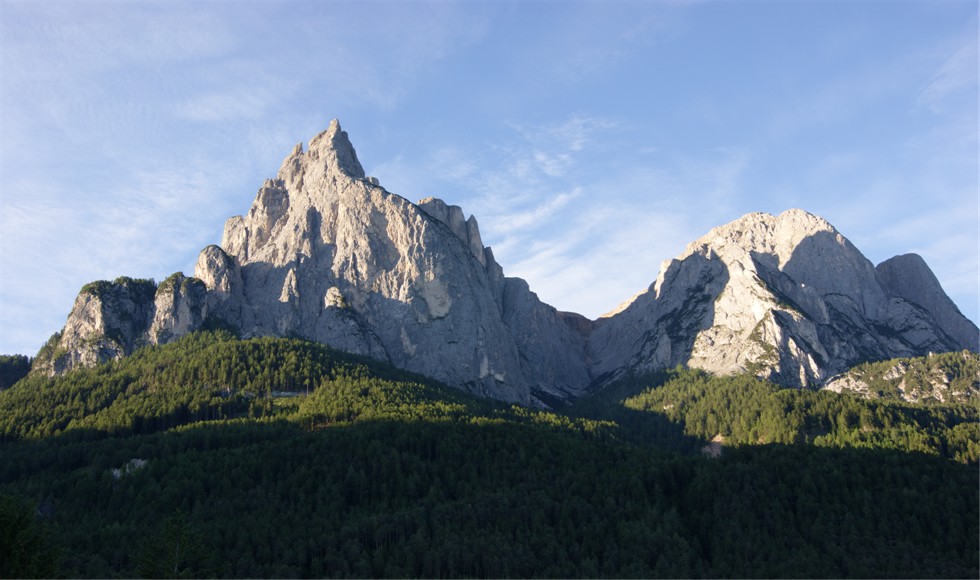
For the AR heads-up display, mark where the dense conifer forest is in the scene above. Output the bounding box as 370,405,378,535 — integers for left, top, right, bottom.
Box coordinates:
0,331,977,578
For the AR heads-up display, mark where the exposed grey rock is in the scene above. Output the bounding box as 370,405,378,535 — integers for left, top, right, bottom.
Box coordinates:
823,351,980,403
33,277,157,376
876,253,979,351
591,209,978,388
194,244,249,329
417,197,487,265
148,273,208,345
191,119,590,404
35,120,978,402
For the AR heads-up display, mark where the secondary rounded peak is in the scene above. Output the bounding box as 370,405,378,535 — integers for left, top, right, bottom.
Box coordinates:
725,208,835,233
877,252,927,270
682,208,841,259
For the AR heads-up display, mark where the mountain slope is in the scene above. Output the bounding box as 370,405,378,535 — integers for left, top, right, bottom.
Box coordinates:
823,350,980,404
2,332,978,578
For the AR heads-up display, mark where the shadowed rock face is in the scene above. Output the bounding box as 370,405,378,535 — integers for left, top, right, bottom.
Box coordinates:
876,253,979,352
33,276,203,376
591,210,978,388
35,121,979,401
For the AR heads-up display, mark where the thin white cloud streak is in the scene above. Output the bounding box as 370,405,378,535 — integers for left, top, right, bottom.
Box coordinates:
916,33,979,113
489,189,582,236
508,117,619,153
0,163,244,355
374,115,750,319
502,206,701,318
497,153,751,318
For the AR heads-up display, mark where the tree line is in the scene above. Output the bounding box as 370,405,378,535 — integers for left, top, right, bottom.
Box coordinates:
0,331,975,577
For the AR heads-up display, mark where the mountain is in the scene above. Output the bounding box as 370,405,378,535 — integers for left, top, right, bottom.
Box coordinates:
34,121,590,406
589,210,979,388
31,120,978,401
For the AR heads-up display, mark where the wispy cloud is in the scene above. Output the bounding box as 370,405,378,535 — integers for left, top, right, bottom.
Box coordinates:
0,161,244,354
508,117,618,153
916,34,979,113
372,114,750,319
490,189,582,236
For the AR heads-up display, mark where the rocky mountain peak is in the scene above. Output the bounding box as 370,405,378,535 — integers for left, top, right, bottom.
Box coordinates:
680,209,838,266
590,209,976,389
192,120,592,405
33,120,978,403
306,118,365,179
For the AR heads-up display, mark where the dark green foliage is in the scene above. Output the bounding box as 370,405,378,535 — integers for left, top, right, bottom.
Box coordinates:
574,365,979,464
687,445,978,578
136,511,211,578
0,354,31,390
156,273,206,297
640,368,977,462
79,279,114,298
0,332,976,578
0,331,251,441
1,419,974,578
0,494,58,578
80,276,157,302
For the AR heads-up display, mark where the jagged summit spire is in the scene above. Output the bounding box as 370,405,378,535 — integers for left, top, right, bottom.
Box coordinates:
306,118,365,178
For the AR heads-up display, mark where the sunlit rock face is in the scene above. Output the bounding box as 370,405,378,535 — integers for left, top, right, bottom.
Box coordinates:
193,120,590,405
591,210,978,388
36,120,977,402
33,277,157,376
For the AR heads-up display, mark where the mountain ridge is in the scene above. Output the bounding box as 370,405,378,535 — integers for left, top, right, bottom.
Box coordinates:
31,120,979,404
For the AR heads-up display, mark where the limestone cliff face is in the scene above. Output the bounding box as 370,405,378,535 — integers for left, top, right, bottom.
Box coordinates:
35,120,978,401
192,120,590,404
590,210,979,388
148,274,209,345
876,253,979,352
33,278,156,375
33,274,211,377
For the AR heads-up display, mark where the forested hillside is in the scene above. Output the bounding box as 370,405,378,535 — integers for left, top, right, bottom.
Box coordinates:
0,332,976,578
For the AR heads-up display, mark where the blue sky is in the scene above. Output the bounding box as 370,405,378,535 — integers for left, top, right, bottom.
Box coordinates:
0,0,976,356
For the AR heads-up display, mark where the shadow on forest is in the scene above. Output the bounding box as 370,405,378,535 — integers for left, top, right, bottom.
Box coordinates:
1,416,977,579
